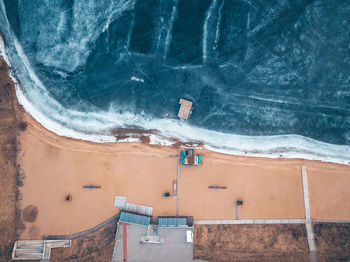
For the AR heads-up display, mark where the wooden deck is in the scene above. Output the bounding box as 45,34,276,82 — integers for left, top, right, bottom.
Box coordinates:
178,99,193,120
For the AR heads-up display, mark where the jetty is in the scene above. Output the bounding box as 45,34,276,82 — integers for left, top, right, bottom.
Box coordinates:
177,99,193,120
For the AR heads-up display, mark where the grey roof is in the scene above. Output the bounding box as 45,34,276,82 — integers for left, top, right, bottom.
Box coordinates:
123,203,153,216
158,217,187,228
119,212,150,226
114,196,127,208
113,196,153,216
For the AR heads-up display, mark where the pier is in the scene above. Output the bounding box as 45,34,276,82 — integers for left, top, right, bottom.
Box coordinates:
177,99,193,120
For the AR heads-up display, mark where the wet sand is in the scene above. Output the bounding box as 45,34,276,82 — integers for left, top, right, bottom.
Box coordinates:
17,108,350,239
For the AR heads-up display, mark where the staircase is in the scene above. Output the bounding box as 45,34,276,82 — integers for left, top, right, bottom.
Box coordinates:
12,240,71,260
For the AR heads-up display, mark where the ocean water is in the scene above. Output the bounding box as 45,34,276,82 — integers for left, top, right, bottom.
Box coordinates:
1,0,350,163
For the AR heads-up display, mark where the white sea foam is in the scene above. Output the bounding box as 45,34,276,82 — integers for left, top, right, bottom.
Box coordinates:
202,0,217,62
16,89,116,142
163,0,178,60
214,0,224,50
149,134,175,146
0,35,10,66
118,137,139,143
126,12,135,51
131,76,144,83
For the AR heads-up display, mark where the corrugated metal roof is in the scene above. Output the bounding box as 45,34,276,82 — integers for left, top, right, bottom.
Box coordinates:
119,212,150,226
158,217,187,227
124,203,153,216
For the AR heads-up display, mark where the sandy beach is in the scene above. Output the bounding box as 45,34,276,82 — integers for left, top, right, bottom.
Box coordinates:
15,104,350,240
1,2,350,259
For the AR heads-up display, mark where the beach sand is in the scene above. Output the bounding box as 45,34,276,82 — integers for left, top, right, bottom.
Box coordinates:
308,165,350,220
16,106,350,240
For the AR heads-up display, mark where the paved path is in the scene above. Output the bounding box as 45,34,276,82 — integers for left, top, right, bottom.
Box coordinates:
195,219,306,224
301,166,317,262
302,166,311,220
176,147,180,216
313,219,350,223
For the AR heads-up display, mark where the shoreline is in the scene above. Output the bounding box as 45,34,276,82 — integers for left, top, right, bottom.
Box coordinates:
1,36,349,165
15,85,350,165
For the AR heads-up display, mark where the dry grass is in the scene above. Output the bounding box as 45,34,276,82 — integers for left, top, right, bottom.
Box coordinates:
50,221,117,262
22,205,38,223
314,223,350,262
193,224,310,262
0,57,24,261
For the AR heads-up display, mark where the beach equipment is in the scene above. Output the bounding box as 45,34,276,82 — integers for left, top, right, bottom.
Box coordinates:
181,149,201,166
236,200,244,220
208,185,227,189
83,184,101,188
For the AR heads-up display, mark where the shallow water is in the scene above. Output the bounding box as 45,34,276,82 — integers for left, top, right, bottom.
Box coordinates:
1,0,350,162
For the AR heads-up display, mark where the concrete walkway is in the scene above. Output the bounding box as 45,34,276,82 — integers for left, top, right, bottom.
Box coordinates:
195,219,306,225
313,219,350,223
302,166,317,262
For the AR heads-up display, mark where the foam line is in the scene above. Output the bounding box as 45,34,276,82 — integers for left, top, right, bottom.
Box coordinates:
0,35,10,66
202,0,218,62
214,0,224,50
163,0,178,60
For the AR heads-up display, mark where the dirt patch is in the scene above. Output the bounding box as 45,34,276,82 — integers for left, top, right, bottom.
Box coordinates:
50,220,117,262
28,225,40,239
17,121,28,131
193,224,310,262
22,205,38,222
140,135,150,144
313,223,350,261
